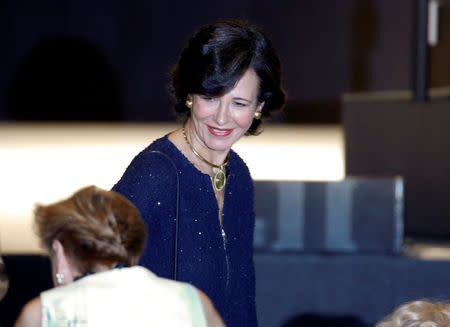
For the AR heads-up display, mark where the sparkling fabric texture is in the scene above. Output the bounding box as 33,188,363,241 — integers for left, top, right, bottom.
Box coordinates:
113,135,257,327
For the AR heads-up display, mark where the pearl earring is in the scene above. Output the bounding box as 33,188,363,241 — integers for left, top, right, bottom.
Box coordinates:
254,111,262,120
55,272,65,285
185,99,193,109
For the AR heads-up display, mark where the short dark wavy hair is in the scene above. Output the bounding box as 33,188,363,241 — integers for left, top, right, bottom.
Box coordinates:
170,19,286,135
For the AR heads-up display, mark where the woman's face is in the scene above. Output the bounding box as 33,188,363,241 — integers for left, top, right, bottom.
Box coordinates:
189,69,263,154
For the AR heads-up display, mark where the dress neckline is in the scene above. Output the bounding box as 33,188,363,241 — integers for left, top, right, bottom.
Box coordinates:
162,133,233,180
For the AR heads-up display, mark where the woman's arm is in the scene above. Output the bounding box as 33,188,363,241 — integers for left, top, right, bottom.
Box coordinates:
14,297,41,327
197,290,225,327
112,149,179,278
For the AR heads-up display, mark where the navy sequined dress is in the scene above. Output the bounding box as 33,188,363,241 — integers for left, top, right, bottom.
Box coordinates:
112,135,257,327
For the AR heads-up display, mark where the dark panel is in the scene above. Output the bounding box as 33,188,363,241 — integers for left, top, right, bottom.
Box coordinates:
344,101,450,238
255,253,450,327
0,255,52,327
0,0,415,122
254,178,404,254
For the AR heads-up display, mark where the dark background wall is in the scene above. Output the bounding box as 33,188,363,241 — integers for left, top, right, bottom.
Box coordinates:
0,0,416,123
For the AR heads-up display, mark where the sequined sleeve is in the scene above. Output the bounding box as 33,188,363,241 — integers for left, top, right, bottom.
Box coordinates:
112,148,179,279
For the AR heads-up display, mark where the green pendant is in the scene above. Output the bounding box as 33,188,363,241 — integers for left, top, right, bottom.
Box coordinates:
213,169,226,192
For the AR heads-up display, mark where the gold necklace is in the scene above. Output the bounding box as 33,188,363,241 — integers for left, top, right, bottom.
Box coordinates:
182,123,229,192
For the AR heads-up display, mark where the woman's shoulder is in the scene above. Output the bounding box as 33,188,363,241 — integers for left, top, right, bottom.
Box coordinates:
137,134,173,160
117,135,179,178
229,149,252,180
120,267,204,308
127,267,212,326
230,149,248,168
14,297,42,327
112,134,182,204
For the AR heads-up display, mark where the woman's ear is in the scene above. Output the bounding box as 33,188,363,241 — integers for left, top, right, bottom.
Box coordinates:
257,101,265,113
52,240,65,268
51,240,75,286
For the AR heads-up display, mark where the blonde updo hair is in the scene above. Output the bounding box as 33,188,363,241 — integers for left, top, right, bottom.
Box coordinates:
376,300,450,327
34,186,147,275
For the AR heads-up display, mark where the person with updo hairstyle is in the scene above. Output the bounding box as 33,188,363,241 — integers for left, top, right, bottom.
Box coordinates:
376,300,450,327
113,19,286,326
15,186,224,327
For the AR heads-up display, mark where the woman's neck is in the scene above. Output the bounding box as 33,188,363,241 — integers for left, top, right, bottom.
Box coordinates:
73,263,115,281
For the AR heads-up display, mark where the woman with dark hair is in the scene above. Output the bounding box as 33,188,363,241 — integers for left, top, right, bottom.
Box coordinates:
113,19,286,326
14,186,223,327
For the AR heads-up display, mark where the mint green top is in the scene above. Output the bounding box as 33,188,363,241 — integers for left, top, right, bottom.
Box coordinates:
40,266,207,327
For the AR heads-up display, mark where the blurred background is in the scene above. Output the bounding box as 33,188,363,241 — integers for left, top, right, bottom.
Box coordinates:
3,0,450,326
3,0,450,121
0,0,419,123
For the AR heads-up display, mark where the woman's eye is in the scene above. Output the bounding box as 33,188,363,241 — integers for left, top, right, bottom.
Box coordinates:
201,96,215,102
234,102,248,107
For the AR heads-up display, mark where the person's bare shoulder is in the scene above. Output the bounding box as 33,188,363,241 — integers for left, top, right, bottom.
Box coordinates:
197,289,225,327
14,297,42,327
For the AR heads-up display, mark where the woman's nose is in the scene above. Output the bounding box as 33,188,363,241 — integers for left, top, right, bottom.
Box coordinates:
214,101,229,126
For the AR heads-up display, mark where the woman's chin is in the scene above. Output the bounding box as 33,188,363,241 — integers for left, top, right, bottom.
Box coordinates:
205,139,236,153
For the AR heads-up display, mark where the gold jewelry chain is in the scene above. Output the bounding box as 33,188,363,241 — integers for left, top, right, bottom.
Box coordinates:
182,123,229,192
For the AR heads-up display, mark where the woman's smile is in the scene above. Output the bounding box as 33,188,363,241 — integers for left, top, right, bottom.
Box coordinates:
207,126,233,137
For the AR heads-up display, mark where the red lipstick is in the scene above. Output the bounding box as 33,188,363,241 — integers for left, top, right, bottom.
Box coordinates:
208,126,233,137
